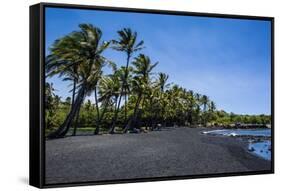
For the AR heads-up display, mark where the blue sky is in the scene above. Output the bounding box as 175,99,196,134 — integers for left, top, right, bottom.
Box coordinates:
45,7,271,115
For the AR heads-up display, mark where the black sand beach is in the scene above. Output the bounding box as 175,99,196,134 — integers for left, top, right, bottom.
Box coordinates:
45,127,271,184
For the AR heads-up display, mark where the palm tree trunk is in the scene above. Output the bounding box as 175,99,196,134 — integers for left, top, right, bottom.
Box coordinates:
71,65,77,109
70,78,77,135
100,100,109,122
94,87,101,135
148,98,153,130
151,111,158,130
72,106,81,136
124,92,127,122
203,104,207,126
123,93,142,133
110,54,131,134
109,93,122,134
47,86,86,139
162,103,167,128
189,110,193,126
95,100,109,135
71,80,76,108
124,55,130,122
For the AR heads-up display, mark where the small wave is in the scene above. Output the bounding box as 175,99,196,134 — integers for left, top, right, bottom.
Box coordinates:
202,129,271,137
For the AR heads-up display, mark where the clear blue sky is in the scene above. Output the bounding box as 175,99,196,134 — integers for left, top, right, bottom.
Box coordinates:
45,7,271,115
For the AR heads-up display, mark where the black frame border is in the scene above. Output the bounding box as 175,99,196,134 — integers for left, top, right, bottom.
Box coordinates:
29,2,274,189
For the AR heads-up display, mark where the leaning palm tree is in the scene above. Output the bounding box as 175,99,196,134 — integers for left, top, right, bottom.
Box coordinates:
123,54,158,133
46,31,86,110
109,28,144,133
46,36,82,135
47,24,112,139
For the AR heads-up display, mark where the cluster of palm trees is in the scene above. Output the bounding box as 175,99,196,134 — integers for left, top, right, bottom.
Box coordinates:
46,23,216,139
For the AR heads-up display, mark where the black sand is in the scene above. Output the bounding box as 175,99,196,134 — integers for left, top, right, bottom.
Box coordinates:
45,127,271,184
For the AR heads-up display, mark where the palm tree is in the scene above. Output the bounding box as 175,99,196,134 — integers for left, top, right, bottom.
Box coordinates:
123,54,158,133
156,73,169,127
201,95,209,112
94,74,120,135
209,101,216,112
46,30,85,136
47,24,113,139
120,66,133,122
146,82,161,130
193,93,201,125
46,59,81,136
46,31,84,110
186,90,196,126
158,73,169,93
109,28,144,133
201,95,209,126
208,101,217,125
166,85,183,126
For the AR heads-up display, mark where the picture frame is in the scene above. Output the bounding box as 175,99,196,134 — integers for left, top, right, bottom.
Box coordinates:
30,2,274,188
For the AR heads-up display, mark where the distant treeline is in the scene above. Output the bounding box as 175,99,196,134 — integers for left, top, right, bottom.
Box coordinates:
45,24,270,138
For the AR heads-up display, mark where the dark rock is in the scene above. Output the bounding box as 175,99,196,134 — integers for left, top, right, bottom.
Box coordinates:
248,147,255,152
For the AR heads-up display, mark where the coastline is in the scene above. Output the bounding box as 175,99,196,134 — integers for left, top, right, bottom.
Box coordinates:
45,127,271,184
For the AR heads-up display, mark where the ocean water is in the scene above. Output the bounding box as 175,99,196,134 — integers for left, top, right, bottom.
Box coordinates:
202,128,271,160
248,140,271,161
202,129,271,137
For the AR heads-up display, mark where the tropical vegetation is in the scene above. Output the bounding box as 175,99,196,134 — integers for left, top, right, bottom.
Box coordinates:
45,24,271,138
